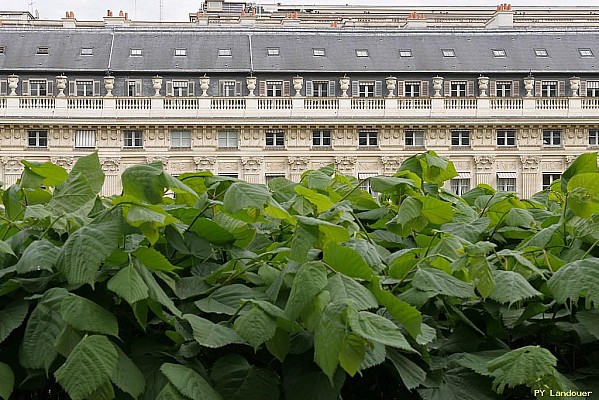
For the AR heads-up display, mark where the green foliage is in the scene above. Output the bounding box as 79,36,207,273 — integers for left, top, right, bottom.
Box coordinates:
1,150,599,399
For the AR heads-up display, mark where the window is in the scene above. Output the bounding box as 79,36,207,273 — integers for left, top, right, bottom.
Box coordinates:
359,81,375,98
0,46,5,54
405,130,425,147
442,49,455,57
492,49,506,58
496,129,516,147
218,48,232,57
127,80,142,96
172,80,189,97
543,130,562,147
130,48,142,56
399,49,412,57
450,81,467,97
123,130,143,148
404,81,420,97
358,130,378,147
265,130,285,147
171,130,191,148
37,47,49,55
76,81,94,97
218,130,239,148
80,48,93,56
587,81,599,97
28,130,48,148
451,175,471,196
534,48,548,57
496,81,512,97
497,173,517,192
312,81,330,97
220,80,237,97
312,130,332,147
542,173,561,190
579,48,594,58
174,48,187,56
313,48,325,57
359,173,378,198
266,175,286,185
589,129,599,146
267,48,280,56
266,81,283,97
30,80,47,96
75,130,96,148
219,173,239,178
356,49,369,57
541,81,558,97
451,130,470,147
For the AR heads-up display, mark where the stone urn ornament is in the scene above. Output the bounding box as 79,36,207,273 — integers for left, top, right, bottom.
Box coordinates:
432,76,443,97
104,75,115,97
339,75,350,97
293,76,304,97
478,76,489,97
386,76,397,97
55,75,67,97
524,75,535,97
152,75,162,96
246,75,257,97
569,76,581,97
199,75,210,97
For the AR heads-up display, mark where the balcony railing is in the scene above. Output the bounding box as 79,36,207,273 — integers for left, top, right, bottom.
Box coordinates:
0,95,597,119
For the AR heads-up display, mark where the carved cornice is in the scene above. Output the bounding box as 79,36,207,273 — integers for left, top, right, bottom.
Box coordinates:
194,156,216,171
380,156,403,173
335,156,357,172
473,155,495,170
1,157,22,172
146,156,169,167
520,155,542,171
100,157,121,172
287,156,311,171
241,156,264,172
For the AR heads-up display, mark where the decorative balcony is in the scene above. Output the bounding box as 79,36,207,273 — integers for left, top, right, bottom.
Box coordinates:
1,95,598,120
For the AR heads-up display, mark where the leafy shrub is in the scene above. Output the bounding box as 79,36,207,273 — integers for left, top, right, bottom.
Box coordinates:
0,151,598,399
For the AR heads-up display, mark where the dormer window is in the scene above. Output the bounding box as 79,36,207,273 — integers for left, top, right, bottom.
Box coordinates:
399,49,412,57
492,49,506,58
534,48,548,57
130,48,143,57
80,48,93,56
174,48,187,56
267,48,280,56
356,49,369,57
579,48,594,58
37,47,49,55
218,48,232,57
313,48,325,57
0,46,6,55
442,49,455,57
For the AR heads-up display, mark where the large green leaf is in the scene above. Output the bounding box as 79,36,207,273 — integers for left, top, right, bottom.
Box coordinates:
195,284,256,315
188,217,235,245
70,152,105,193
135,262,181,317
323,242,373,281
387,348,426,390
326,273,378,310
547,259,599,306
417,368,496,400
60,294,119,336
285,261,328,320
223,182,272,213
22,159,68,187
489,270,542,305
14,239,60,274
487,346,558,394
54,335,118,400
48,173,98,215
412,268,475,299
348,310,414,352
561,152,597,192
57,218,121,286
469,256,495,299
121,162,167,204
294,185,334,213
211,354,280,400
282,359,345,400
160,363,223,400
314,302,348,380
111,346,145,399
185,314,245,348
0,362,14,400
156,383,188,400
0,301,28,344
233,306,277,350
370,280,422,338
134,247,179,272
107,265,149,305
338,333,366,377
419,197,453,225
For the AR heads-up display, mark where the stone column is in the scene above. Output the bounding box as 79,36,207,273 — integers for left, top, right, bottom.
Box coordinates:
241,156,263,183
520,155,541,198
101,158,122,196
473,155,495,186
288,156,310,182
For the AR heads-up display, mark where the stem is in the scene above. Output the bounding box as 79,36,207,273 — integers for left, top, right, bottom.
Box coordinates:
583,238,599,259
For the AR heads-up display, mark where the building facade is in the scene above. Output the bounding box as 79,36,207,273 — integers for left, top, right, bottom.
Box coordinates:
0,3,598,196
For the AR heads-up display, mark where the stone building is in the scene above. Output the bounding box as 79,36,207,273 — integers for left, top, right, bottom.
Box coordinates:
0,2,598,196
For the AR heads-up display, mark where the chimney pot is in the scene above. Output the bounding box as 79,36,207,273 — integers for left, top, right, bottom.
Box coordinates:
125,12,128,20
119,10,124,17
66,11,69,18
70,11,74,18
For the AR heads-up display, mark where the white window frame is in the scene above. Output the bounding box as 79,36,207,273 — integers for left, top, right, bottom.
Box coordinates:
174,48,187,56
589,129,599,146
265,130,285,147
312,81,330,97
404,81,421,97
356,49,369,57
28,130,48,148
266,81,283,97
358,130,378,147
450,81,467,97
405,130,425,147
587,81,599,97
29,79,48,96
542,173,561,190
399,49,412,57
312,130,332,147
75,130,96,148
220,80,237,97
358,81,375,98
123,130,144,148
496,81,512,97
218,48,232,57
218,130,239,148
127,79,142,97
451,130,470,147
76,80,94,97
497,174,517,192
130,48,143,57
172,80,189,97
170,130,191,148
543,130,562,147
442,49,455,57
267,48,280,56
496,129,516,147
450,175,471,196
541,81,558,97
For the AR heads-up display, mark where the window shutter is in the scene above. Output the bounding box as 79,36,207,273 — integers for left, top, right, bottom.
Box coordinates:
374,81,383,97
0,80,6,96
558,81,566,97
351,80,359,97
22,80,30,95
166,80,173,96
512,81,519,97
397,81,405,97
421,81,429,97
47,81,54,96
235,81,242,96
69,81,76,96
259,81,266,97
94,80,101,96
443,81,451,97
489,80,496,97
135,80,142,97
283,81,291,97
466,80,475,97
580,81,587,97
218,81,225,97
328,80,336,97
305,80,313,97
534,81,542,97
188,81,195,96
125,80,130,96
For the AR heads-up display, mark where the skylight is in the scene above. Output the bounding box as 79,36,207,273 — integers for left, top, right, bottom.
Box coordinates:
37,47,49,55
492,49,506,58
356,49,369,57
579,48,594,58
267,48,280,56
130,48,142,56
442,49,455,57
80,48,93,56
313,48,326,57
218,48,232,57
534,48,548,57
399,49,412,57
174,48,187,56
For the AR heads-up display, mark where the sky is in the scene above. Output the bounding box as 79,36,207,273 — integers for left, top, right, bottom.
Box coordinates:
3,0,595,22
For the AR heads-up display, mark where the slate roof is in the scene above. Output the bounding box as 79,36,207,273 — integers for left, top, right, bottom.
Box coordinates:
1,27,599,74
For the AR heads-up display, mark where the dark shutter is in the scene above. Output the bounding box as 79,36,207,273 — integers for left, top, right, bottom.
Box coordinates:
188,81,195,96
374,81,383,97
135,80,142,97
489,80,496,97
22,80,30,95
466,80,475,97
443,80,451,97
305,80,313,97
328,80,336,97
259,81,266,97
0,80,6,96
94,80,101,96
283,81,291,97
421,81,429,97
580,81,587,97
166,80,173,96
397,81,404,97
47,81,54,96
69,81,76,96
351,80,359,97
558,81,566,97
534,81,542,97
512,81,519,97
235,81,242,96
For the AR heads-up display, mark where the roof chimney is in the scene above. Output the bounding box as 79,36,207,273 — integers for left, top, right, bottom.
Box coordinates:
104,9,128,26
107,10,113,17
486,4,514,29
62,10,76,27
403,12,428,29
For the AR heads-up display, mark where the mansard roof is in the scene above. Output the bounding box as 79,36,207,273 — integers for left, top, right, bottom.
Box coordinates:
1,27,598,74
